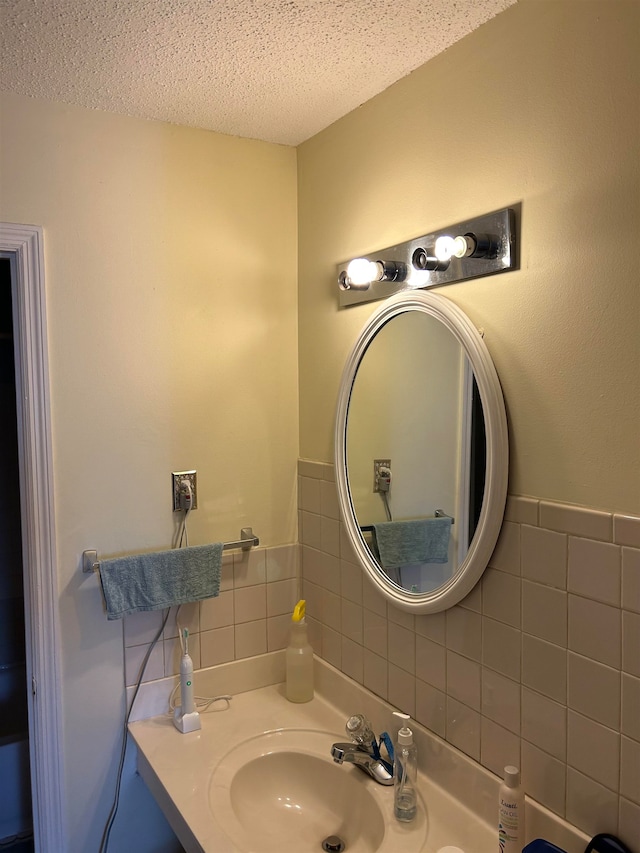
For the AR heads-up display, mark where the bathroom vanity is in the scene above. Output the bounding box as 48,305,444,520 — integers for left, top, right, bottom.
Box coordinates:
129,656,589,853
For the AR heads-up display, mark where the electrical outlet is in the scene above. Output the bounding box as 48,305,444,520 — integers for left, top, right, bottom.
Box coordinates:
373,459,391,492
172,470,198,511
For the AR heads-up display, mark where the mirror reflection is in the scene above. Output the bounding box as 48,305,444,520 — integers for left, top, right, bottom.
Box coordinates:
346,311,486,594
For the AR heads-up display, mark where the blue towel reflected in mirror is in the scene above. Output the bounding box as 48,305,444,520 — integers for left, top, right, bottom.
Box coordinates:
371,517,452,570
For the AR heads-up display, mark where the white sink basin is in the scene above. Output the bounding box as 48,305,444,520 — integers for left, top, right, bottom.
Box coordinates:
209,728,427,853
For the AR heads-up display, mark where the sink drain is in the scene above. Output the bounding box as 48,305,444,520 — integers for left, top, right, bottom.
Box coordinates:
322,835,345,852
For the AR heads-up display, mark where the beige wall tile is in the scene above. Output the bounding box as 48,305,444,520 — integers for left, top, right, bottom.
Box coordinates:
415,610,445,644
567,710,620,791
620,736,640,805
363,649,388,701
233,547,267,588
298,474,321,512
446,697,480,761
522,687,567,761
522,580,567,647
321,624,342,669
388,622,415,674
622,547,640,613
522,740,566,816
265,544,298,582
124,609,165,647
341,598,363,644
458,580,482,613
320,516,340,557
505,495,539,526
301,546,325,587
618,797,640,848
482,668,520,734
266,577,297,617
341,636,364,684
363,608,387,658
540,502,612,541
124,641,164,686
488,521,521,575
447,651,481,710
234,584,266,623
622,610,640,676
320,479,340,519
388,664,415,718
446,605,482,661
416,634,446,691
234,619,267,659
482,568,521,628
615,515,640,548
299,510,322,549
568,594,621,669
621,673,640,741
521,525,567,589
200,589,234,630
482,617,521,680
321,588,342,633
566,769,619,839
522,634,567,703
416,679,446,738
298,460,324,479
340,559,363,604
481,717,521,778
568,537,621,606
267,613,290,652
200,626,234,667
567,652,620,730
362,578,387,616
388,604,415,629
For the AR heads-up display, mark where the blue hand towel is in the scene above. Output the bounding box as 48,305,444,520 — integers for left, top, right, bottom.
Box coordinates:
99,543,223,620
372,518,452,570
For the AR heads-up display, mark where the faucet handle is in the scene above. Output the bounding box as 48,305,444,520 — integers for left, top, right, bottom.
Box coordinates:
346,713,376,748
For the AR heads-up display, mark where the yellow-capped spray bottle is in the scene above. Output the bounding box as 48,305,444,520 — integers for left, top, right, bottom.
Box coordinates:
286,599,314,702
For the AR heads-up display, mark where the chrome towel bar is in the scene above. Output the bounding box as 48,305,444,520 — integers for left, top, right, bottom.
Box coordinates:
82,527,259,574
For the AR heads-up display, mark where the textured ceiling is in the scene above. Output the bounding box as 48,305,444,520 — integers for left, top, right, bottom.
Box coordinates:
0,0,517,145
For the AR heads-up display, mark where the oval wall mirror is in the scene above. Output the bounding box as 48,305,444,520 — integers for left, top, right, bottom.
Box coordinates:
335,291,508,613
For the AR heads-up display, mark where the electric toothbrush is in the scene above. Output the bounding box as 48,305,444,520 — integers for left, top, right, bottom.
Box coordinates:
173,628,201,733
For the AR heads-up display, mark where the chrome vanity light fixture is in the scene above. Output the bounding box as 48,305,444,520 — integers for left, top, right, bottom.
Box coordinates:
337,207,516,307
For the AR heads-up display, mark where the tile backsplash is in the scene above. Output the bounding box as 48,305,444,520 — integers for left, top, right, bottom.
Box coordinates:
298,459,640,845
123,543,299,686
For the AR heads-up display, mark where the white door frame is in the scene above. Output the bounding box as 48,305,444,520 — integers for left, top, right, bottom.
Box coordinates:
1,223,65,850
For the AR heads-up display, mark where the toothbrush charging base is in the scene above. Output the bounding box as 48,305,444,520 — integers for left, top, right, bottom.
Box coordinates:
173,708,201,733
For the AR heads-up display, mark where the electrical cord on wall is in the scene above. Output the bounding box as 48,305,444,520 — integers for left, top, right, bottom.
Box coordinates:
98,607,169,853
99,493,232,851
100,487,192,852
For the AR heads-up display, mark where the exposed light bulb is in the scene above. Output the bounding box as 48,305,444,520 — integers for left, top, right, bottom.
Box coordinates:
434,235,456,262
452,234,476,258
406,267,429,288
346,258,379,286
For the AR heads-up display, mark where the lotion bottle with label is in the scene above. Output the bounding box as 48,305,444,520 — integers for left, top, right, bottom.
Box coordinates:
285,599,314,702
498,765,524,853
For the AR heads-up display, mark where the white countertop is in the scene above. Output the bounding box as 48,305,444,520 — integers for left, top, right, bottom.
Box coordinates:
129,656,589,853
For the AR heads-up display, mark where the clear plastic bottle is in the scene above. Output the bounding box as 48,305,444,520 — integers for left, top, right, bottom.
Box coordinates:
393,711,418,822
498,765,524,853
285,599,314,703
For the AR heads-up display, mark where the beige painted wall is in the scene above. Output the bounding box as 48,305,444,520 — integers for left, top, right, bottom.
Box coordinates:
298,0,640,515
0,93,298,850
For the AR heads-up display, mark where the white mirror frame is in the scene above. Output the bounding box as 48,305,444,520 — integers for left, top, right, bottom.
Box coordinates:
335,291,508,613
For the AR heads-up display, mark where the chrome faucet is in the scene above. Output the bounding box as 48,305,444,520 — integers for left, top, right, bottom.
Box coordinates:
331,714,394,786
